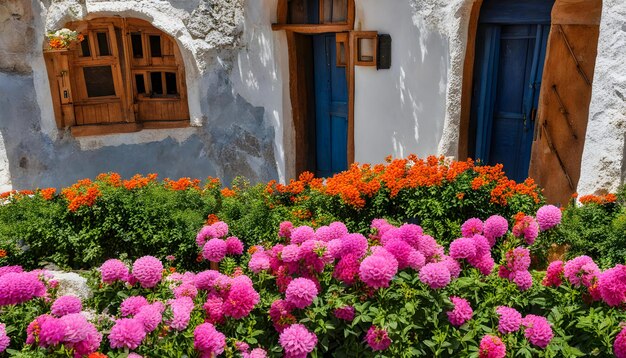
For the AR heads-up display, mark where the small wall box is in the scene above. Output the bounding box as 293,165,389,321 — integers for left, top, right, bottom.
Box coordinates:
353,31,378,66
377,34,391,70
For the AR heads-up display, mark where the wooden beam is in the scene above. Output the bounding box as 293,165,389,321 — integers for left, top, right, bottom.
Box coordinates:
457,0,484,160
272,23,353,33
347,30,355,165
70,122,143,137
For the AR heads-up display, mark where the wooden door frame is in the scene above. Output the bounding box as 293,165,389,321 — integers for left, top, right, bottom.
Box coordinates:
274,0,356,176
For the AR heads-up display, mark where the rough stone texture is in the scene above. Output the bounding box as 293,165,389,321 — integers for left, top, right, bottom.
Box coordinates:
0,69,277,188
50,271,93,300
408,0,473,158
0,0,35,73
185,0,244,47
577,0,626,195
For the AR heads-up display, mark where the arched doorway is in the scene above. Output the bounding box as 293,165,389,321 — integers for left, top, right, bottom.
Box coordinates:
468,0,555,182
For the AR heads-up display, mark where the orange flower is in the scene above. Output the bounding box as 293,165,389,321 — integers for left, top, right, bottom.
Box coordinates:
164,177,201,191
221,188,236,198
87,353,107,358
48,38,63,49
206,214,220,225
456,192,465,200
0,249,6,258
96,172,122,187
123,173,158,190
62,179,102,212
579,193,617,205
39,188,57,200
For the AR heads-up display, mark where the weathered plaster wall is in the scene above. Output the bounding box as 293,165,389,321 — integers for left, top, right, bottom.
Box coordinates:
0,0,279,189
577,0,626,195
353,0,449,163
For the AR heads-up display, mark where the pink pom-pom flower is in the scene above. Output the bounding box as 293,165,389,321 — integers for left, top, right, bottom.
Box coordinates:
419,262,451,289
536,205,562,231
285,278,318,309
479,334,506,358
521,314,553,349
365,325,391,351
108,318,146,350
100,259,129,284
131,256,163,288
447,296,473,327
279,324,317,358
359,251,399,289
495,306,522,334
202,239,227,263
194,323,226,357
51,295,82,317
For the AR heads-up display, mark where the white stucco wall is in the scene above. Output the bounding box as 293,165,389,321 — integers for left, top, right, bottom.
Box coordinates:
577,0,626,195
353,0,450,163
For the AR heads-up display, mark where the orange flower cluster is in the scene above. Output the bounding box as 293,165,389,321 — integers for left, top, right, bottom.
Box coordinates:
164,177,201,191
39,188,57,201
205,177,221,190
0,249,6,258
62,179,102,212
473,165,540,206
96,173,122,187
206,214,220,225
270,172,324,196
0,190,37,200
221,188,236,198
325,164,381,208
48,38,64,49
122,174,158,190
579,193,617,205
87,353,107,358
0,190,17,199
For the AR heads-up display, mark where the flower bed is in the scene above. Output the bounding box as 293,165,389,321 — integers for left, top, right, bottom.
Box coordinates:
0,156,542,270
1,206,626,357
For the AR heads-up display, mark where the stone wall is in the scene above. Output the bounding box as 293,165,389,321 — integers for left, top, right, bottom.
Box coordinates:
577,0,626,195
0,0,279,189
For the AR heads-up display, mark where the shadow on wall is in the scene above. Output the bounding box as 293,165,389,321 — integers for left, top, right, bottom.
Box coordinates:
355,0,449,163
0,70,278,190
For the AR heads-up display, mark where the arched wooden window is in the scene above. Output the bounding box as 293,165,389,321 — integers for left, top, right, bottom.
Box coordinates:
44,18,189,136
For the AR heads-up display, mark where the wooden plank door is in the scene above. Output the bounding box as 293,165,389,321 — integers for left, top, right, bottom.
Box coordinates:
471,24,550,182
313,33,348,178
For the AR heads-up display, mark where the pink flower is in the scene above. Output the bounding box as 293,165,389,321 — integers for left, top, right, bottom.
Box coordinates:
174,282,198,299
365,326,391,351
120,296,149,317
329,221,348,239
597,265,626,307
417,235,439,260
479,335,506,358
543,261,564,287
279,324,317,358
223,276,260,319
614,326,626,358
165,255,176,261
419,262,451,289
279,221,294,239
447,296,473,327
483,215,508,245
225,236,244,255
449,237,477,260
244,348,268,358
290,226,315,245
333,306,355,321
135,303,163,332
132,256,163,288
0,266,22,278
359,252,399,289
202,239,227,262
203,295,225,324
398,223,423,248
0,272,46,306
536,205,562,231
281,245,301,263
333,253,360,285
51,295,82,317
564,256,597,287
235,341,250,352
496,306,522,334
108,318,146,350
0,323,9,353
100,259,129,284
211,221,229,238
384,238,416,270
512,270,533,291
512,216,539,245
314,226,334,242
168,297,195,331
26,314,64,347
522,314,553,348
194,323,226,357
474,254,495,276
441,255,461,278
461,218,483,237
270,299,296,332
341,233,369,259
407,250,427,270
285,278,318,309
194,270,221,290
505,248,531,272
249,252,271,273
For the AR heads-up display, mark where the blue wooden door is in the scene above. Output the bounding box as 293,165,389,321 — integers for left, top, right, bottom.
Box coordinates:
470,0,553,182
313,34,348,178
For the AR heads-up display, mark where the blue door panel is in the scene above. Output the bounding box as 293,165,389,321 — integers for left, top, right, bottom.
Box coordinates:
471,0,554,182
314,34,348,178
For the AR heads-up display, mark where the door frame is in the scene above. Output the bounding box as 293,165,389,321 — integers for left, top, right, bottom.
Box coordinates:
273,1,356,176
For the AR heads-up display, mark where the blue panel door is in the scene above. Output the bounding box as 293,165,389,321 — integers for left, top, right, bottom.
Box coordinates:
470,0,553,182
471,24,550,182
313,34,348,178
